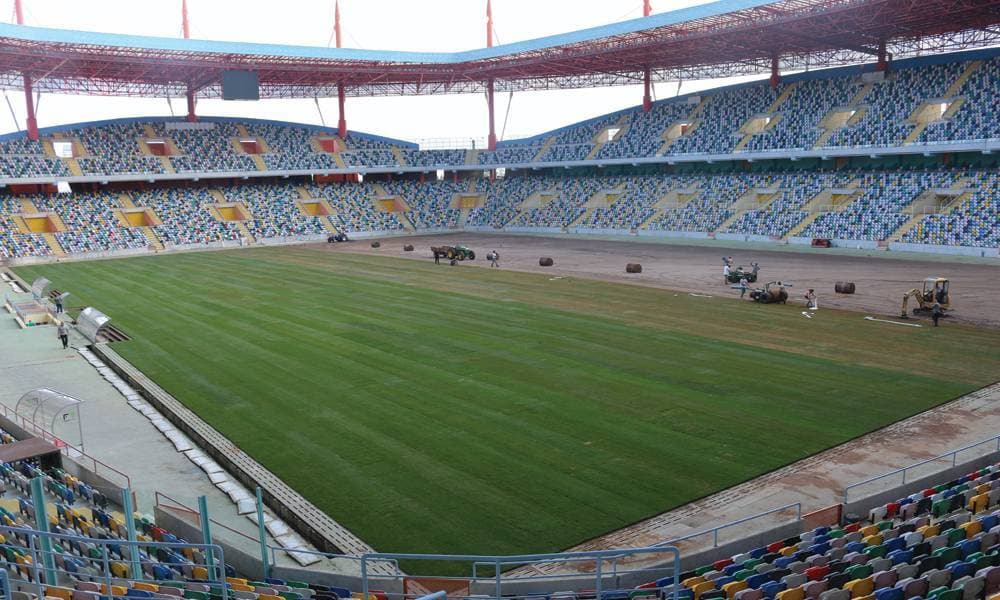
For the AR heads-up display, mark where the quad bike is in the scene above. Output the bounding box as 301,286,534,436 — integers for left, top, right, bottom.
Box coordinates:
726,262,760,284
901,277,950,318
749,280,789,304
327,232,349,243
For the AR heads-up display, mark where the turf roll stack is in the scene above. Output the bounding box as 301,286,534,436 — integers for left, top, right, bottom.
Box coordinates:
539,257,554,267
835,281,856,294
626,263,642,274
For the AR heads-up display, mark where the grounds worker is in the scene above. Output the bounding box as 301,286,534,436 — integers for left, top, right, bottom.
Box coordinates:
932,302,943,327
488,250,500,268
738,276,749,299
57,322,69,350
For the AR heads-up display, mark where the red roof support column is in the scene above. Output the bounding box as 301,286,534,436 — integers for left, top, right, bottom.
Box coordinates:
14,0,24,25
642,0,652,112
181,0,197,122
336,0,347,139
486,0,497,151
23,73,38,141
186,88,197,122
769,54,780,89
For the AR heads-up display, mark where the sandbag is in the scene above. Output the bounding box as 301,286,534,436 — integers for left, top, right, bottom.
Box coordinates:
626,263,642,274
835,281,856,294
539,257,554,267
403,244,414,251
371,241,381,248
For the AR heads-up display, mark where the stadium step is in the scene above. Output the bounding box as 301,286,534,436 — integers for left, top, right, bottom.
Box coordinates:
235,221,256,244
18,198,38,213
784,212,824,238
9,214,29,234
586,113,630,160
140,227,164,251
903,123,929,144
235,124,251,137
849,82,875,106
333,153,347,168
532,136,556,161
391,147,407,167
209,189,228,204
464,148,479,165
159,156,175,174
294,186,311,199
943,61,982,98
459,207,472,228
467,178,478,194
64,158,83,177
118,193,136,209
886,213,927,243
41,140,56,157
767,82,798,112
250,154,267,171
41,233,66,257
714,210,748,234
940,97,966,120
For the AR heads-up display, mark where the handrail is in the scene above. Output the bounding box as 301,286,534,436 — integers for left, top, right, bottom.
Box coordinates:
0,524,227,600
154,491,262,545
362,547,682,600
0,400,131,490
656,502,802,549
843,434,1000,504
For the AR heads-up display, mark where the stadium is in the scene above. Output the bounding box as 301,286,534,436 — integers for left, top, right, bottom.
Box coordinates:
0,0,999,599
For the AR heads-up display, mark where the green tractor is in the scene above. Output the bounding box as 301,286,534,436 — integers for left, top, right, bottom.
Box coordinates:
431,244,476,261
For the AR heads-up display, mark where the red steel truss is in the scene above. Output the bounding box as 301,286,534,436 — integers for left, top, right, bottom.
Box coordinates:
0,0,997,100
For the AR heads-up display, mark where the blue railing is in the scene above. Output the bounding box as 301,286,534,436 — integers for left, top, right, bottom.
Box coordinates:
361,547,681,600
0,525,227,600
842,434,1000,504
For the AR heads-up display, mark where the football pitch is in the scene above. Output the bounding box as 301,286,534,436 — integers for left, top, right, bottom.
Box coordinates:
16,246,1000,559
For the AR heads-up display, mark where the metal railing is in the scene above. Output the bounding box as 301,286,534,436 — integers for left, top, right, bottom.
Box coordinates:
361,546,681,600
843,434,1000,505
0,525,227,600
0,401,131,490
656,502,802,551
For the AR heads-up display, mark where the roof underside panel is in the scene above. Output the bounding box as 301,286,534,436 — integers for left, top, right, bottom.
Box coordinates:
0,0,997,98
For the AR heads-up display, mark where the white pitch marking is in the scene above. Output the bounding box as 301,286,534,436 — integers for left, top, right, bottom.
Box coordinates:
864,316,923,328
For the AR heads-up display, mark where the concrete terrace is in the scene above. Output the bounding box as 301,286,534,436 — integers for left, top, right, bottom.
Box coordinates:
0,282,340,574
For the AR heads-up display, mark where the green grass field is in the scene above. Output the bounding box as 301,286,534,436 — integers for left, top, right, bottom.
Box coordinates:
16,247,1000,561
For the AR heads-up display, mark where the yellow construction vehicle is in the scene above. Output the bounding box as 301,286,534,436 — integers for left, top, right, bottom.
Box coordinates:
901,277,951,318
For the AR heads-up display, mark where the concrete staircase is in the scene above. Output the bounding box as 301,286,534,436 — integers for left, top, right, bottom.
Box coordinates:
118,194,136,208
333,153,347,168
813,82,875,149
468,178,478,193
209,189,228,204
391,147,407,167
64,159,83,176
784,180,863,239
235,221,256,244
250,155,267,171
465,148,479,165
532,136,556,161
886,214,927,243
734,84,797,151
943,61,982,98
585,114,630,160
784,213,823,238
657,97,710,155
41,233,66,257
19,198,38,213
41,140,56,157
639,186,701,229
235,124,251,137
569,185,625,228
714,210,748,234
140,227,164,250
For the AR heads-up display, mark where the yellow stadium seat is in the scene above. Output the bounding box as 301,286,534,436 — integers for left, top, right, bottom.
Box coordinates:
231,584,254,593
44,587,73,600
723,581,748,599
133,582,159,593
692,581,715,600
860,525,879,537
193,566,209,580
780,545,798,557
683,577,706,589
961,520,983,538
845,578,874,599
862,534,883,546
227,578,249,586
969,494,989,513
777,588,805,600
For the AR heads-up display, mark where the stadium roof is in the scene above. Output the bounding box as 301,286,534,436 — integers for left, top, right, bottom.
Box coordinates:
0,0,998,98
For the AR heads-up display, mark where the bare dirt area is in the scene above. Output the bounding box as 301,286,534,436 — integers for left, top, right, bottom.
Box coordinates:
312,232,1000,328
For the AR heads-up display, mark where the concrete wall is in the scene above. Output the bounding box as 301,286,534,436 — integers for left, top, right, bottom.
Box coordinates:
888,242,998,258
636,230,710,240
